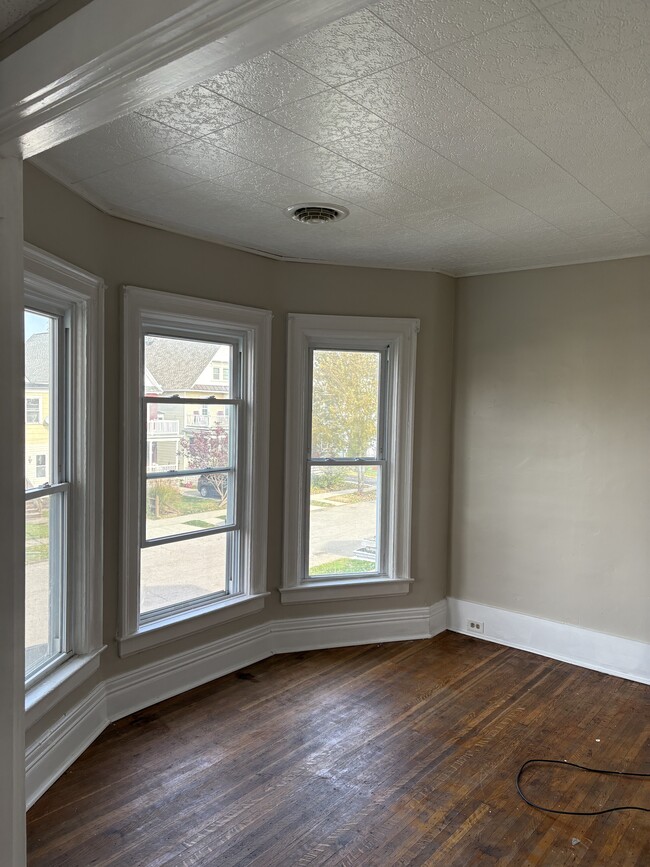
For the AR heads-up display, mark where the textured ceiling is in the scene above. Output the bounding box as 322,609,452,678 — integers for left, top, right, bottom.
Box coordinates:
0,0,47,34
34,0,650,276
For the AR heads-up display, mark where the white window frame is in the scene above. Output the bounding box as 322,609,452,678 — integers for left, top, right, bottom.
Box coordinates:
281,314,419,604
24,244,105,728
119,286,272,656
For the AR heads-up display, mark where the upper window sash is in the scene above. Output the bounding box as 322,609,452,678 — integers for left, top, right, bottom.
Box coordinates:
306,346,389,463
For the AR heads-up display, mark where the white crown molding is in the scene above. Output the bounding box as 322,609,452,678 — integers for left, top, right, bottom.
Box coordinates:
447,597,650,685
0,0,371,158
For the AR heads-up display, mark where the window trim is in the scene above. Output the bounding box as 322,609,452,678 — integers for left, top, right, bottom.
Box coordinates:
119,286,272,656
24,243,105,727
281,313,419,604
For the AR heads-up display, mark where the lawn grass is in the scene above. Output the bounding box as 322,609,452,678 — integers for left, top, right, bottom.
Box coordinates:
310,557,375,576
328,490,376,505
184,519,213,528
26,542,49,564
26,520,49,539
147,485,226,520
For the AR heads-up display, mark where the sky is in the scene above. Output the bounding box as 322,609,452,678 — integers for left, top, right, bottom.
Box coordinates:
25,310,50,341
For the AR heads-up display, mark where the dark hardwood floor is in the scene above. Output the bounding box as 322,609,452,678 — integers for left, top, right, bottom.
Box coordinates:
27,632,649,866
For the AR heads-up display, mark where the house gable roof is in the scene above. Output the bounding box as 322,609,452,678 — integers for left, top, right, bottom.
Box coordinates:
25,332,50,386
144,336,219,392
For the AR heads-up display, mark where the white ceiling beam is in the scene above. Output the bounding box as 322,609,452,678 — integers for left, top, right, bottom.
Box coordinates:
0,0,369,158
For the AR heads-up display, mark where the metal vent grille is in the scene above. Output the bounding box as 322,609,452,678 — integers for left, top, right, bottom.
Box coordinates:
286,203,349,225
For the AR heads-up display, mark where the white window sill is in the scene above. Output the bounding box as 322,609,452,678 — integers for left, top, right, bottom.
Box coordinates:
279,577,413,605
25,646,106,729
117,592,269,657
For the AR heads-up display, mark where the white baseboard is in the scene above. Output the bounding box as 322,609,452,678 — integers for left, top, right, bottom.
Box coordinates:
25,684,107,810
428,598,448,637
28,596,647,810
105,623,272,722
447,597,650,685
26,602,446,809
272,604,437,653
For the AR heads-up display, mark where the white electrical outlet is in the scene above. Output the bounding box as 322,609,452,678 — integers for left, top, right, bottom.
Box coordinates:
467,619,484,634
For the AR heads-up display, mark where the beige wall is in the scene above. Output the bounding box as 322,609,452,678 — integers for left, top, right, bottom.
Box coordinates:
452,257,650,644
23,164,456,741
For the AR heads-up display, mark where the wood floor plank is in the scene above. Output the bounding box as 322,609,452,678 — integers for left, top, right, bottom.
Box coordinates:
27,633,649,866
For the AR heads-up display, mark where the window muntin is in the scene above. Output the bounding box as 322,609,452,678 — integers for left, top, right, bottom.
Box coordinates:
138,334,241,621
24,307,70,685
306,348,387,580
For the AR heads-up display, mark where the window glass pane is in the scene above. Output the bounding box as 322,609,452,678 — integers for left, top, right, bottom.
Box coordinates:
25,311,55,489
145,474,230,541
145,403,233,473
311,350,381,459
140,532,228,614
25,495,64,678
144,335,232,399
308,465,379,576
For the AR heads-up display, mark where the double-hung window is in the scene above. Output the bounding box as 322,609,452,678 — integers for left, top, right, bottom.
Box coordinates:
24,306,67,684
24,245,104,724
282,314,419,604
120,287,271,655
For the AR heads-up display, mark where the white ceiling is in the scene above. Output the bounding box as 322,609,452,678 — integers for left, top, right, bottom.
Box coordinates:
34,0,650,276
0,0,48,34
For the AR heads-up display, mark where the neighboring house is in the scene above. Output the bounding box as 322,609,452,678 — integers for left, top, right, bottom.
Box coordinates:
143,338,230,472
24,332,50,488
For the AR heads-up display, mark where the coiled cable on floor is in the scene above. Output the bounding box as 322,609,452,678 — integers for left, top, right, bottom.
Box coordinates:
516,758,650,816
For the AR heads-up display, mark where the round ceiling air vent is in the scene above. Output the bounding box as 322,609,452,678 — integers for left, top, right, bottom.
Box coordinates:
286,203,350,225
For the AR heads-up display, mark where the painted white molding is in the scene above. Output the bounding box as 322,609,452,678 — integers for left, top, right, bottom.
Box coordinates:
117,594,268,657
428,598,448,638
107,623,272,722
26,685,107,811
271,605,442,653
25,648,105,729
0,0,370,157
447,597,650,685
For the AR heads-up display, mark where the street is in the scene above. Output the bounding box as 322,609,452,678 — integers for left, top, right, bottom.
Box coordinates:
25,493,377,665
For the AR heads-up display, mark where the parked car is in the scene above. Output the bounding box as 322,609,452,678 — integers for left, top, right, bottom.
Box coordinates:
197,473,219,498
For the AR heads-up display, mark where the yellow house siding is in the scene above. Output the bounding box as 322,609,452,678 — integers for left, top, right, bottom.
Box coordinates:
25,387,50,486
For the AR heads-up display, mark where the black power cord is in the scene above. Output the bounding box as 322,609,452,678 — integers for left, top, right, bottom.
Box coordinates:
516,758,650,816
